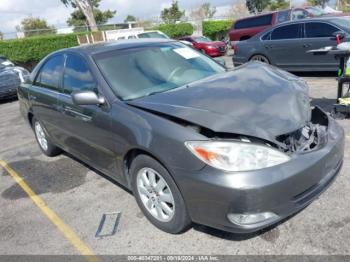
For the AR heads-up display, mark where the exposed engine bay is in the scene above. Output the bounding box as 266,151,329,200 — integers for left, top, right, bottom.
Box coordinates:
275,107,328,154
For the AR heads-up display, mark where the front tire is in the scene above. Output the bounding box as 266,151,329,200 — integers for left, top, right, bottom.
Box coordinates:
130,155,191,234
32,117,61,157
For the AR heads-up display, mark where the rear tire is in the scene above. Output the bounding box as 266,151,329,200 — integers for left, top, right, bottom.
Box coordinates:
130,155,191,234
32,117,61,157
249,54,270,64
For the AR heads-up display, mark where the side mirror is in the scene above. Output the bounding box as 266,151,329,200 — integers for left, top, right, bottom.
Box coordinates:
72,90,105,106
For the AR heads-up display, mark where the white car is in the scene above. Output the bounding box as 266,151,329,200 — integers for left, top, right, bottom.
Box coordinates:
109,30,193,47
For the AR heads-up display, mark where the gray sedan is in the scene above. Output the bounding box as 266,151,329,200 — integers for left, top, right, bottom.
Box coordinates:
233,17,350,71
18,39,344,234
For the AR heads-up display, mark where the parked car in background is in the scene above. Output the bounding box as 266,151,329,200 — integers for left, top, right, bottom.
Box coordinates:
115,30,169,40
229,10,292,41
0,56,29,100
110,30,193,47
232,17,350,72
18,39,344,234
228,7,336,42
178,36,227,57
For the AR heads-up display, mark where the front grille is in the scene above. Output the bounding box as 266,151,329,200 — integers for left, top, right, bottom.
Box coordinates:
218,46,226,52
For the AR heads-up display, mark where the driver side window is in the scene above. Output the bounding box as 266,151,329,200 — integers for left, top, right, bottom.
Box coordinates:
63,54,97,95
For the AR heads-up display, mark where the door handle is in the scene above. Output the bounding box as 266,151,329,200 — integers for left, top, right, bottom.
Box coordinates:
265,45,273,49
303,44,312,48
63,106,92,122
29,95,37,101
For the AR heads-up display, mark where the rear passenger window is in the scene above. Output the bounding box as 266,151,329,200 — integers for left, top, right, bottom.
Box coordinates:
63,54,97,95
35,55,64,92
234,14,273,29
271,24,300,40
305,22,339,38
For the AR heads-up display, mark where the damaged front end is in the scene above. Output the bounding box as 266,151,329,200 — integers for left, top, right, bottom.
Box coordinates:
276,107,328,154
183,107,330,161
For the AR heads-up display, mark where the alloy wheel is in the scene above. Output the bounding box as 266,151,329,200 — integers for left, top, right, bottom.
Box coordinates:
136,167,175,222
250,55,269,64
34,121,48,151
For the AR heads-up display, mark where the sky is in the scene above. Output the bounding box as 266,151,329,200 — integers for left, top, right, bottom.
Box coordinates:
1,0,334,36
0,0,235,35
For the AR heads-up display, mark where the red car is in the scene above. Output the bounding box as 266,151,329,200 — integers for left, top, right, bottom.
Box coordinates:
229,7,348,42
228,10,292,41
178,36,227,57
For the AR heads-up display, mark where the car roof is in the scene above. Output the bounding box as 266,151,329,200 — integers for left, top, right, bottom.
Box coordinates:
249,16,350,40
235,10,283,22
274,16,349,26
55,38,177,57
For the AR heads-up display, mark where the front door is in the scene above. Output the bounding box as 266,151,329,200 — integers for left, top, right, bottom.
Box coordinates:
30,54,64,143
263,23,304,70
56,53,117,176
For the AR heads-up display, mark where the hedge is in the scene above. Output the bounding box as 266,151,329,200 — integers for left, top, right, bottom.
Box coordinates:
158,23,194,38
0,34,79,65
202,20,233,40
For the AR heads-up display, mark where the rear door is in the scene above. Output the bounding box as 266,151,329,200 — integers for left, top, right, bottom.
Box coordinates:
300,22,340,70
262,23,304,69
30,54,64,142
56,53,118,175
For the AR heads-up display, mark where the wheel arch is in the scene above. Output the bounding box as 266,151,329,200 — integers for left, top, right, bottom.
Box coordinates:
123,147,173,190
248,53,271,64
27,111,34,126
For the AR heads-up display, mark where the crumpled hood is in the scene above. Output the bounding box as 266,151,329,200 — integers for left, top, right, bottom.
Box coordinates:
127,62,311,143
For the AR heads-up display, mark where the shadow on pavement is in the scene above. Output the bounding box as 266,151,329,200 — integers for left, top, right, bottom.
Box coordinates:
0,97,17,105
1,157,88,200
311,98,337,113
293,71,337,77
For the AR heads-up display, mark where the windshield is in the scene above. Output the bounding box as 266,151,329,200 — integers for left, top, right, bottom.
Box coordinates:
138,32,169,39
306,7,326,16
95,42,225,100
194,36,212,43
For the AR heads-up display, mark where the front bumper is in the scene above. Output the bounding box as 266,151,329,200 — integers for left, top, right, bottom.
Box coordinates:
207,47,227,57
173,113,345,233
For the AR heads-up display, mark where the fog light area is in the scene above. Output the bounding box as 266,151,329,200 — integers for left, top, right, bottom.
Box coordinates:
227,212,279,226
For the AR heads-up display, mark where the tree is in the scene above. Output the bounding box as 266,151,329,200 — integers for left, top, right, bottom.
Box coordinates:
270,0,289,10
161,0,185,24
190,3,216,21
62,0,115,31
17,17,56,37
308,0,329,8
124,15,137,23
65,0,116,31
338,0,350,11
246,0,271,13
0,31,3,40
226,0,250,19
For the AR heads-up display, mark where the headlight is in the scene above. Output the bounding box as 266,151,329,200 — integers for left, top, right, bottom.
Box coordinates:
185,141,290,172
207,45,216,50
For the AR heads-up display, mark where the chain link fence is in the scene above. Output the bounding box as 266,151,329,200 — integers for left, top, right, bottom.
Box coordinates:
1,13,238,40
